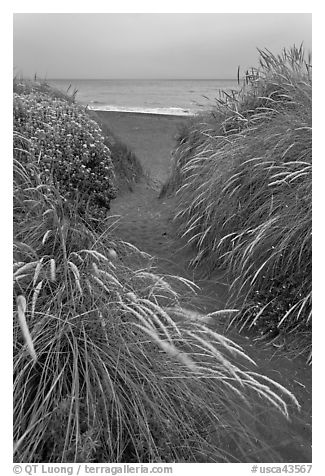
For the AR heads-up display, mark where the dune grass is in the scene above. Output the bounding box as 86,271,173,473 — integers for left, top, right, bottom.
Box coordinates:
14,69,312,463
161,46,312,354
13,130,300,462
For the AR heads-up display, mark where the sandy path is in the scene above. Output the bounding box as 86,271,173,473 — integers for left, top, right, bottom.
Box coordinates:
104,111,311,463
111,180,228,314
95,111,188,183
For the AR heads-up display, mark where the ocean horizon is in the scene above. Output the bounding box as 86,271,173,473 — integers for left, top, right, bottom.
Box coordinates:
48,78,240,116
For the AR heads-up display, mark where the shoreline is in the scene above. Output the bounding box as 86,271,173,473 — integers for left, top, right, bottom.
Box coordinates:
92,109,194,119
88,106,197,118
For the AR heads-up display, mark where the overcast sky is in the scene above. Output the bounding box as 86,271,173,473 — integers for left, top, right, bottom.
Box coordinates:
13,13,312,79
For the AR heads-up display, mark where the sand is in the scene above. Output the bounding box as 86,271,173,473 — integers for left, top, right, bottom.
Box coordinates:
97,110,228,312
100,110,311,462
94,110,190,183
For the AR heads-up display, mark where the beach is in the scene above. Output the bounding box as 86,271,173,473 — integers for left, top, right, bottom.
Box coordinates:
13,78,312,464
13,11,313,465
99,109,312,464
93,110,191,183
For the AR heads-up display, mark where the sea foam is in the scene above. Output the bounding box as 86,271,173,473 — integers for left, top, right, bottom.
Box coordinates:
87,104,197,116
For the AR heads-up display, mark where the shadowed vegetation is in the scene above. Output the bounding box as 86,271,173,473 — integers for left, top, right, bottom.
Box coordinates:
89,110,144,192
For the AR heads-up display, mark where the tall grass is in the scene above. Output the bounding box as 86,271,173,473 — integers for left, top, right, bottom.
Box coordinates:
13,132,300,462
161,46,312,351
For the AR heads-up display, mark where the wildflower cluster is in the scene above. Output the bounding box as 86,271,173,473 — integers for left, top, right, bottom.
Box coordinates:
13,91,117,222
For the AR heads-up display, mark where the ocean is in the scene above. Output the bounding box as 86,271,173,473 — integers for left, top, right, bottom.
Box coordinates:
48,79,239,116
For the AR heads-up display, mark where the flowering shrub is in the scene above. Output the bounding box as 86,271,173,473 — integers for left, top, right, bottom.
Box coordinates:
13,91,117,222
